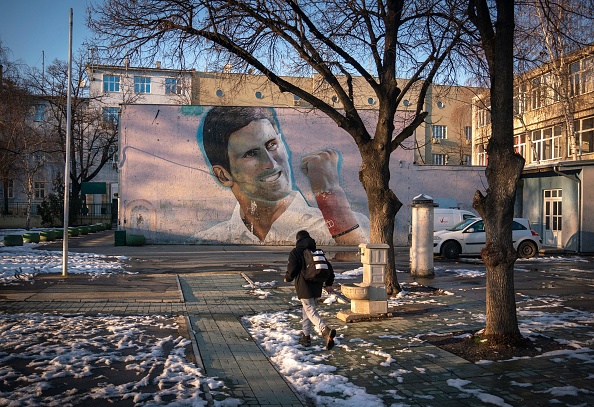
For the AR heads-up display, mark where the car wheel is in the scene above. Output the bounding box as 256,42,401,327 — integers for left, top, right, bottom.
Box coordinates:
442,241,461,259
517,240,538,258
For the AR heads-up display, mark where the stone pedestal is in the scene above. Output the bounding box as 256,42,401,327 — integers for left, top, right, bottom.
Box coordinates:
338,243,389,322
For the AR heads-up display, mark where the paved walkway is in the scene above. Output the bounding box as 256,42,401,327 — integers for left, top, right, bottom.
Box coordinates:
1,231,593,406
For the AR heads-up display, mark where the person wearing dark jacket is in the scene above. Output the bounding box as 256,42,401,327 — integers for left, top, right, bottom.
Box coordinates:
284,230,337,350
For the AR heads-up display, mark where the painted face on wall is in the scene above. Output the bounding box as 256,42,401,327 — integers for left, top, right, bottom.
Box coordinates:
226,119,292,202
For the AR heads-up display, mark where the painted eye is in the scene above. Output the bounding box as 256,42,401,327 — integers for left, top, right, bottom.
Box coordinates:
243,149,258,158
266,139,278,151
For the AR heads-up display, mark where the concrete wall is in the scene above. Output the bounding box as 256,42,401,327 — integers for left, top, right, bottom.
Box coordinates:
580,166,594,253
119,105,486,245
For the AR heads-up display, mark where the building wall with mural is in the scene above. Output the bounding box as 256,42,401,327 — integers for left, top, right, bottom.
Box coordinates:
119,104,486,245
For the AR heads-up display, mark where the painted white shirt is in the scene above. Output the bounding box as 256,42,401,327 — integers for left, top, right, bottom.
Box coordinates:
194,192,369,245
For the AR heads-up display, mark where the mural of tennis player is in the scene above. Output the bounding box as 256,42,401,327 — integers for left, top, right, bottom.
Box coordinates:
196,106,369,245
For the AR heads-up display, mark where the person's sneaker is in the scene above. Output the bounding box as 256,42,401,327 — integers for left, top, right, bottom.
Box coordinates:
321,326,336,350
298,333,311,347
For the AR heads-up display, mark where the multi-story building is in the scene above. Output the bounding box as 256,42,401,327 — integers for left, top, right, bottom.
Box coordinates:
85,61,195,210
472,45,594,252
2,61,477,230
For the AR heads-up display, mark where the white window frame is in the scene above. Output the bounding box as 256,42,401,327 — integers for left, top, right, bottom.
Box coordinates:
570,56,594,97
165,78,182,95
464,126,472,141
514,133,527,159
432,125,447,140
531,125,562,162
134,76,151,93
576,116,594,155
432,153,447,165
103,75,121,92
477,107,491,128
34,182,46,200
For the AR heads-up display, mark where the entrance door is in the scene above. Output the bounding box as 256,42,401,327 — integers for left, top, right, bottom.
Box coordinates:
544,189,562,247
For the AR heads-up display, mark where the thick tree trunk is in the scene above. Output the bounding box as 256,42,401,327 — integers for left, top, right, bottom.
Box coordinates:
470,0,524,346
473,151,524,343
359,142,402,296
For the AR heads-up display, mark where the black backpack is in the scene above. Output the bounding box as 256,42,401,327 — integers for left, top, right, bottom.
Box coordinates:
302,249,331,282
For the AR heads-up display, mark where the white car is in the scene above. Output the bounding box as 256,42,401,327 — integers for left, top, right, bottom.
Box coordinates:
433,217,542,259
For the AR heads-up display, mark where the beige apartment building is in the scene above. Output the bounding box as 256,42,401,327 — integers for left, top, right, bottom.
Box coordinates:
472,45,594,253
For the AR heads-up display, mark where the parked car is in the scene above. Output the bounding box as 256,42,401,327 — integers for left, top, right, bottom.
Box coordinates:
434,208,477,231
433,217,542,259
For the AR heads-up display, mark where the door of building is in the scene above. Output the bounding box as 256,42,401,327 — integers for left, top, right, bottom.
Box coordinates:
543,189,562,247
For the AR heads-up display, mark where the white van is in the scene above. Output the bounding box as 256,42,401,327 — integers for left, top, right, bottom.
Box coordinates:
434,208,477,231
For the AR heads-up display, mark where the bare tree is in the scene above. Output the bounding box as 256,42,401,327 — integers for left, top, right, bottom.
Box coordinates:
466,0,525,344
0,44,46,222
26,55,119,224
89,0,468,294
514,0,594,161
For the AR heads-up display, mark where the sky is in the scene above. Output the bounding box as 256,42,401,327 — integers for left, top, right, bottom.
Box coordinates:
0,0,93,69
1,228,593,405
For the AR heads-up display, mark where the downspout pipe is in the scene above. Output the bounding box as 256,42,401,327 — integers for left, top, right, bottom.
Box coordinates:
553,165,582,253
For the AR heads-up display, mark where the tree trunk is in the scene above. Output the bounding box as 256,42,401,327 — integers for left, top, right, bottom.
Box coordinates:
359,141,402,296
471,0,524,345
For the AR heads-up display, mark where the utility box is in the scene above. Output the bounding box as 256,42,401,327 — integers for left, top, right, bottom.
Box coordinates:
410,194,437,277
114,230,126,246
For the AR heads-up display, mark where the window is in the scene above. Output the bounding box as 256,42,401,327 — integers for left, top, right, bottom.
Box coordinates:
463,155,472,165
108,145,118,163
34,105,45,121
432,125,447,140
165,78,182,95
7,179,14,198
477,107,491,128
531,77,544,109
464,126,472,141
570,56,594,97
34,182,46,199
577,117,594,154
514,133,527,159
514,82,528,115
531,125,562,162
102,107,120,125
134,76,151,93
432,154,447,165
477,143,488,166
103,75,120,92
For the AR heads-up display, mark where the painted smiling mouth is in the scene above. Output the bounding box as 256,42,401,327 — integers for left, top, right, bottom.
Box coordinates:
261,171,282,182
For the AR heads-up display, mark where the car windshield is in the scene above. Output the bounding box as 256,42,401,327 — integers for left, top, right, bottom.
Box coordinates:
448,218,477,231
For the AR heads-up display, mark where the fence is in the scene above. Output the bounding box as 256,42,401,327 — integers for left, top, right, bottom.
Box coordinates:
1,202,115,225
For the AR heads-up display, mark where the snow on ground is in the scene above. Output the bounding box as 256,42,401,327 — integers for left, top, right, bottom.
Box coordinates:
2,229,594,405
0,314,240,406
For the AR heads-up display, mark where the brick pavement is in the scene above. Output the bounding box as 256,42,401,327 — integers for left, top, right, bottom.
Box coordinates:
1,233,593,405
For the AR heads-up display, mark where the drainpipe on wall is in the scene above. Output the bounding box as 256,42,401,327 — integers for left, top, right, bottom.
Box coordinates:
553,166,582,253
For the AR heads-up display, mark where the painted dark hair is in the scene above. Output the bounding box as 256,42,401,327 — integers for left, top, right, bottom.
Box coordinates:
202,106,281,171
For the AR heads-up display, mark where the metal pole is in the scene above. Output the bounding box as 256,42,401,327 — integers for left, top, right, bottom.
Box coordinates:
62,8,73,277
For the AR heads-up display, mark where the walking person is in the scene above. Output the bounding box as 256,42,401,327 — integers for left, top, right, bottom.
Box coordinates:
285,230,337,350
